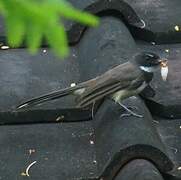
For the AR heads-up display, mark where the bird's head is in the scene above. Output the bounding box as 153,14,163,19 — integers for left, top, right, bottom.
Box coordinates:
135,52,168,81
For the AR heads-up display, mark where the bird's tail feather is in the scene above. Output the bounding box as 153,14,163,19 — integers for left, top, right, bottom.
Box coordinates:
16,85,81,110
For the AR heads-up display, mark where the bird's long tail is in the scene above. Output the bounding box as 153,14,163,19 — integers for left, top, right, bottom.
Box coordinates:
16,85,82,110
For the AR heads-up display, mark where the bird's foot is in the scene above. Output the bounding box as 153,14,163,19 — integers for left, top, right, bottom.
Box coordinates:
118,102,143,118
120,111,143,118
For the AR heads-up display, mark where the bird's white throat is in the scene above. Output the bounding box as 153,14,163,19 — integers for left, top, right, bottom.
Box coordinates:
140,66,155,72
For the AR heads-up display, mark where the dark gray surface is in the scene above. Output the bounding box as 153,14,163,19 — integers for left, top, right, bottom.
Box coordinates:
115,159,164,180
156,119,181,178
94,98,173,179
0,122,96,180
77,17,137,81
125,0,181,32
65,0,181,44
1,0,181,44
0,48,79,111
65,0,181,36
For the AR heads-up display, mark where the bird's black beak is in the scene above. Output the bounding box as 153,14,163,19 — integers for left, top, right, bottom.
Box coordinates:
159,59,168,81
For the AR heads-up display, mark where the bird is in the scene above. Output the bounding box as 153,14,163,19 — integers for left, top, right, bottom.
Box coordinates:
16,52,168,118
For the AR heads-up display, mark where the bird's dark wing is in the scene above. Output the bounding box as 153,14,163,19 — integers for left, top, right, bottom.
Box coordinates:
77,62,142,107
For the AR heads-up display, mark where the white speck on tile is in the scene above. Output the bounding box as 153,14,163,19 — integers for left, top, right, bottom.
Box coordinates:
1,46,9,50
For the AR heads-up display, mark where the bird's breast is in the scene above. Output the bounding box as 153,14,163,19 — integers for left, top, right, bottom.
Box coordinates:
111,82,147,103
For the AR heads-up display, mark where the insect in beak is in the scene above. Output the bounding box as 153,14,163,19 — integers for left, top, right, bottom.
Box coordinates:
159,59,168,81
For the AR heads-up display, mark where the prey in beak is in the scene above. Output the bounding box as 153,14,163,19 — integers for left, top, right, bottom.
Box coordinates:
159,59,168,81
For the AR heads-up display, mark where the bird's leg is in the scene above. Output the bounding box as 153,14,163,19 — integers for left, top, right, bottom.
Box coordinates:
117,102,143,118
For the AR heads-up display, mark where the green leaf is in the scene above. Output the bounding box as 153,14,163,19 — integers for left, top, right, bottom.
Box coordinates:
53,1,99,26
45,22,69,58
26,22,43,54
0,1,7,15
0,0,99,58
5,13,25,47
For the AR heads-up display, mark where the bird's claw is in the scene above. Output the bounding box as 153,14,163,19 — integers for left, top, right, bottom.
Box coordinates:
120,113,130,117
120,112,143,118
118,102,143,118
